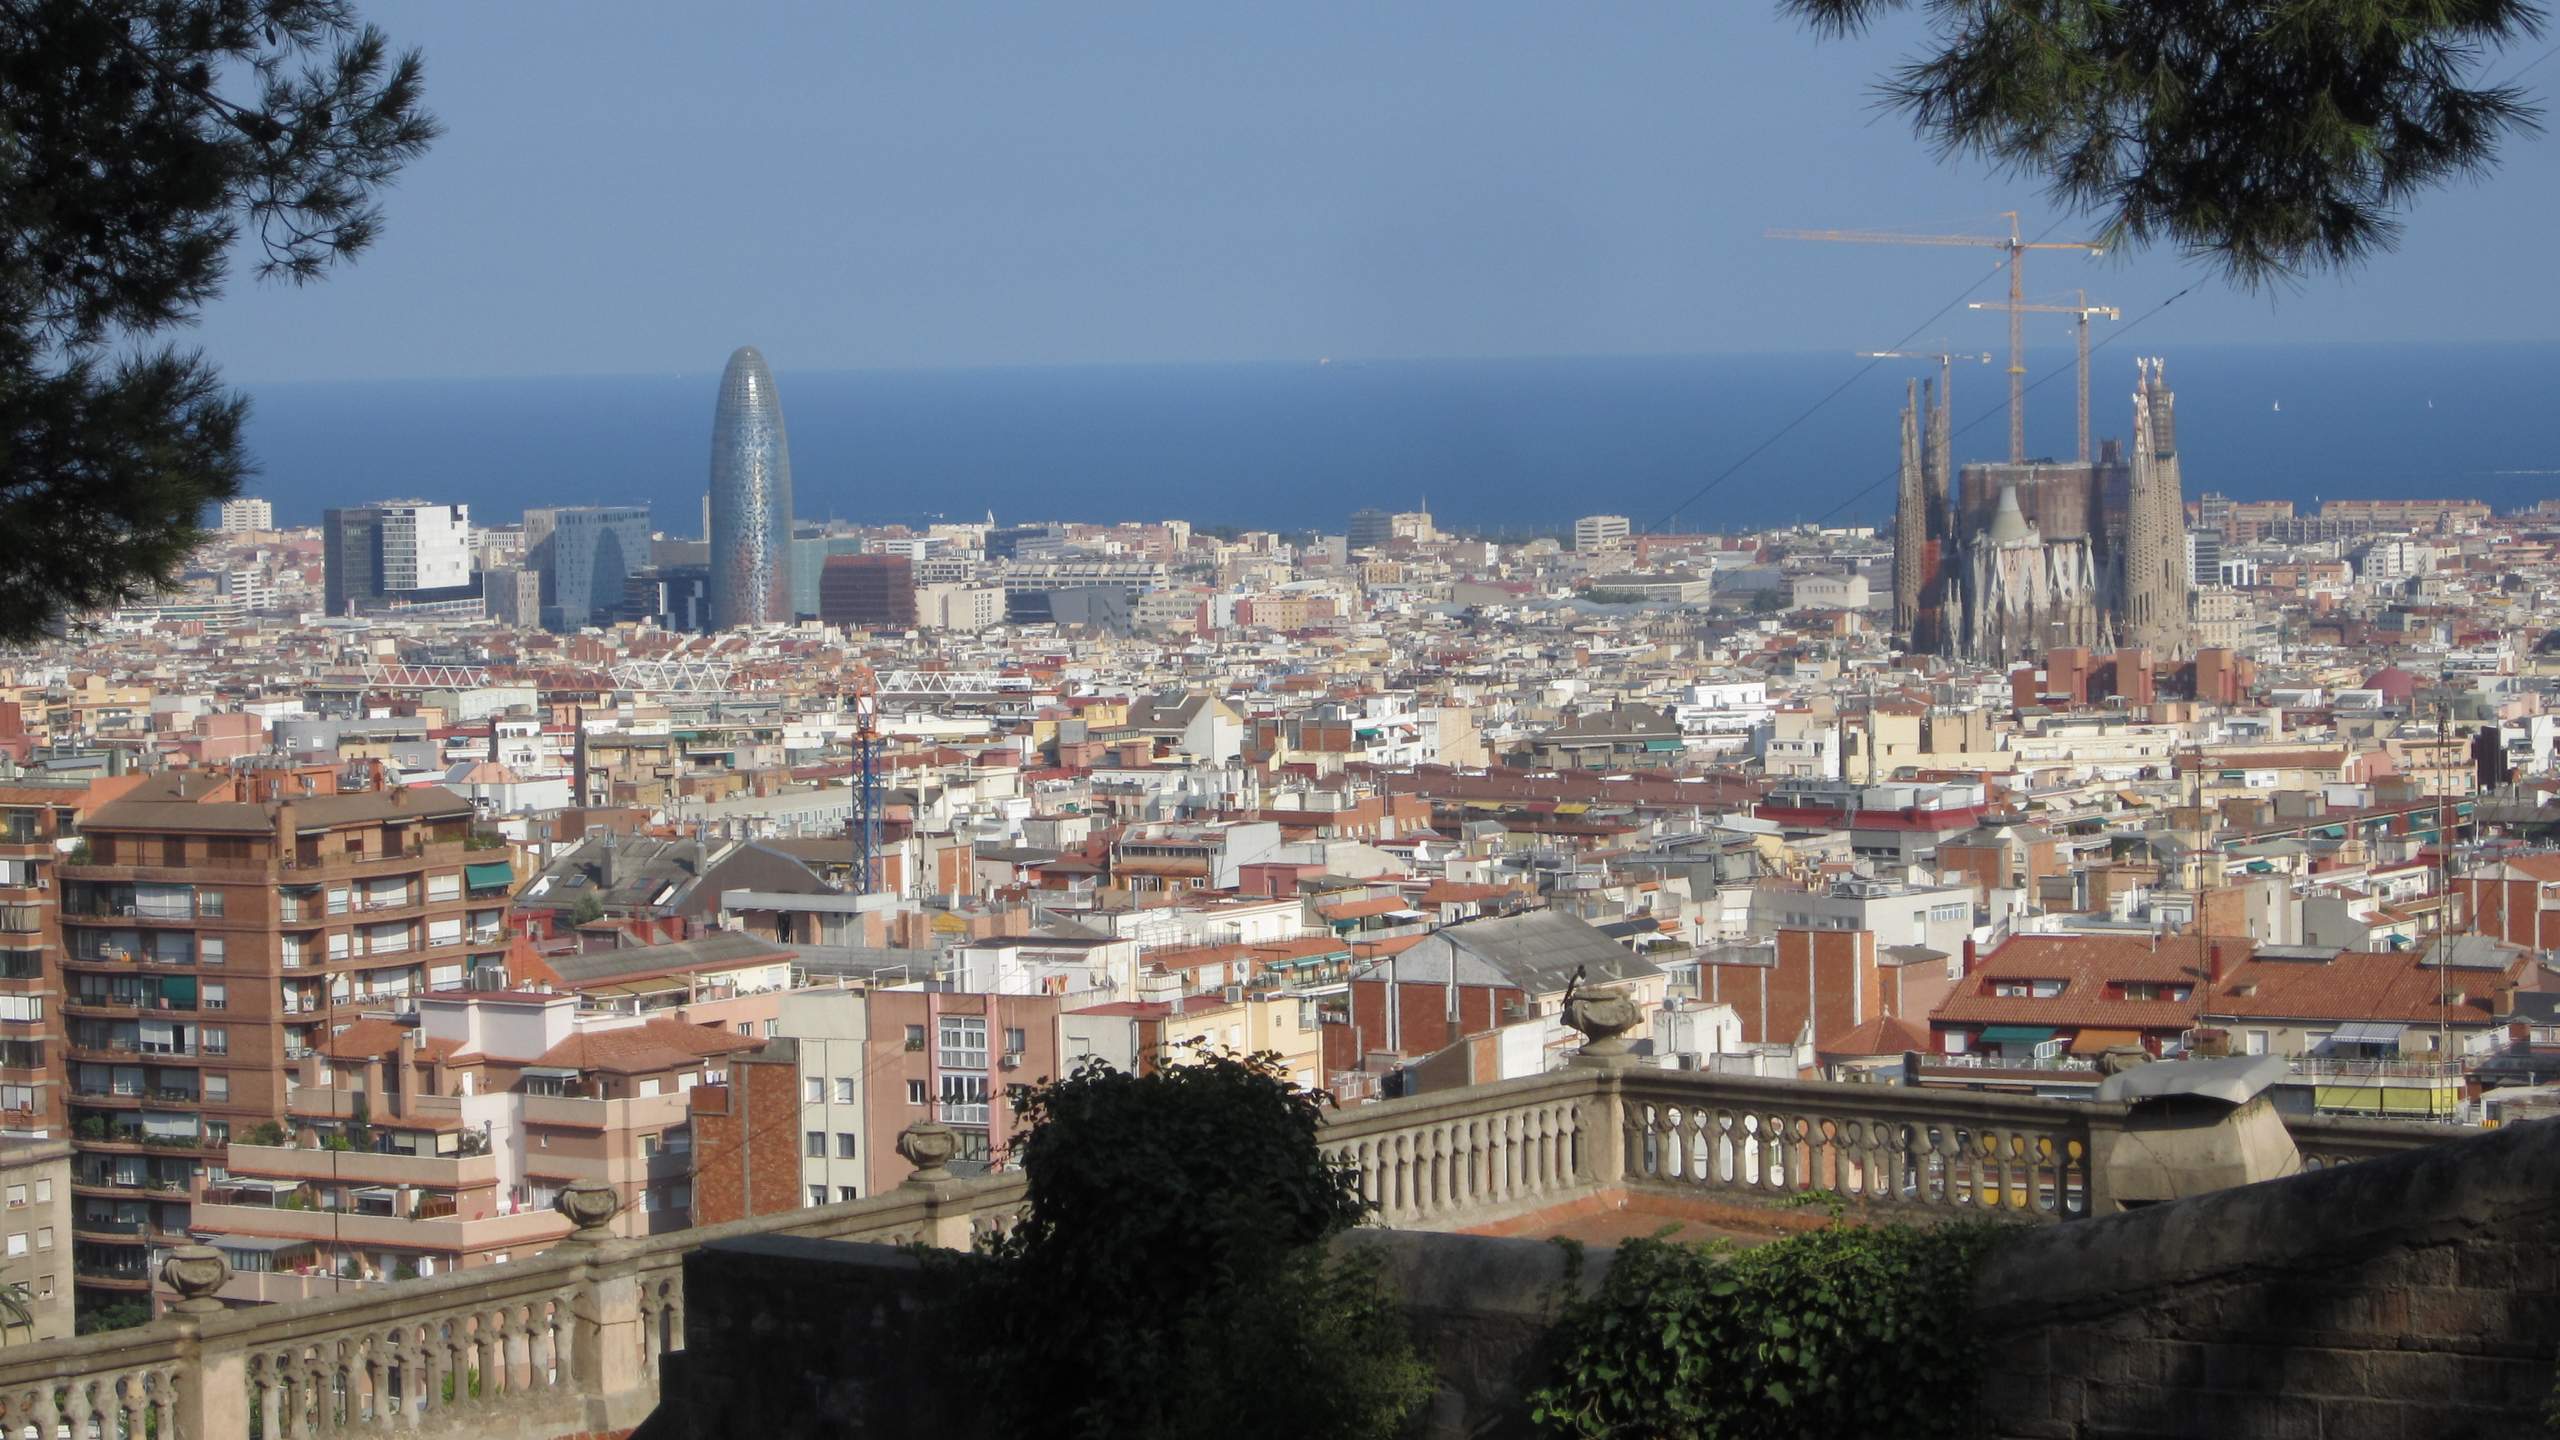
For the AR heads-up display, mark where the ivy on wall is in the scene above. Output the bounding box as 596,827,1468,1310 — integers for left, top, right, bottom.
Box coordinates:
1530,1217,2008,1440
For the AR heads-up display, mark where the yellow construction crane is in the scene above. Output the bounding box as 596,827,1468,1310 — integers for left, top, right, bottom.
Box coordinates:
1968,291,2120,463
1768,212,2104,463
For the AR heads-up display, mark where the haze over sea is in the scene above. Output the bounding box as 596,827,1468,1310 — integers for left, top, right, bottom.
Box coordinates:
239,343,2560,537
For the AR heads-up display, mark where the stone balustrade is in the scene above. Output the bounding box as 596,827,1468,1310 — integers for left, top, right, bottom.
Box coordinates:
0,1067,2458,1439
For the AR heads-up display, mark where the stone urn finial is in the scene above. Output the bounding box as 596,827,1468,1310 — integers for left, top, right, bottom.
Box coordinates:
161,1244,230,1315
554,1179,621,1241
897,1119,961,1185
1564,986,1645,1060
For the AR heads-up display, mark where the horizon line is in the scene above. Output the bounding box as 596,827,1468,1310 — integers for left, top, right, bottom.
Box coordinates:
223,337,2557,390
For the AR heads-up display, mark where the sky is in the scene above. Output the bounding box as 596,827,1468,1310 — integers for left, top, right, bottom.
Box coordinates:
195,2,2560,383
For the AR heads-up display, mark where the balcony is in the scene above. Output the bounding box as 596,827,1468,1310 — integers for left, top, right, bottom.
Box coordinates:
0,1058,2486,1440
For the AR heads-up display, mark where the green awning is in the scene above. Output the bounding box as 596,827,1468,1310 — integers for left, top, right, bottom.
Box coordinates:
1978,1026,2057,1045
465,862,514,890
158,976,196,1008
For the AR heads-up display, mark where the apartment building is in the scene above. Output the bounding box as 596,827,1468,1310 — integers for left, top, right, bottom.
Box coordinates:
1,772,149,1143
0,1138,73,1340
186,986,763,1305
55,766,487,1308
863,989,1066,1192
773,988,870,1207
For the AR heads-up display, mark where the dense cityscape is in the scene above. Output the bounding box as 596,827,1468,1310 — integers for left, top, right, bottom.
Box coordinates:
0,332,2552,1357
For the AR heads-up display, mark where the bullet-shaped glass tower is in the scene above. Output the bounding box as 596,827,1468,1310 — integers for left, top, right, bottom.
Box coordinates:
707,346,794,628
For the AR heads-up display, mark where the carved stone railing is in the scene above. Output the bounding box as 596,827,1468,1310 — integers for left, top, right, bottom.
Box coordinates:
0,1070,2471,1438
1317,1069,1606,1230
1618,1069,2100,1219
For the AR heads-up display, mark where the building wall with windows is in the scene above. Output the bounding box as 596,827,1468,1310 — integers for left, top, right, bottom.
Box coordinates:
774,989,870,1208
860,990,1063,1195
56,770,481,1309
0,1139,72,1341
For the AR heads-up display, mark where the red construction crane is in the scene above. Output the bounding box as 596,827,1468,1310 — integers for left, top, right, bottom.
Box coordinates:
1769,212,2104,463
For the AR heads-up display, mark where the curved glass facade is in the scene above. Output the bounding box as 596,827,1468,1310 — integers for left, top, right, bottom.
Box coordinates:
707,346,795,628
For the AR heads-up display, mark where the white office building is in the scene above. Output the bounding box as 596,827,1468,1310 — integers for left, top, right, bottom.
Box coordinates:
216,497,273,533
1573,514,1631,552
377,501,474,593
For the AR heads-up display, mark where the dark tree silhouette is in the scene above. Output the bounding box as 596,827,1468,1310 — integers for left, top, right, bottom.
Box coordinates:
1781,0,2546,284
0,0,436,640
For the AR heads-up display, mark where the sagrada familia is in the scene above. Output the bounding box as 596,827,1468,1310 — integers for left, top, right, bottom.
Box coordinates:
1893,359,2191,664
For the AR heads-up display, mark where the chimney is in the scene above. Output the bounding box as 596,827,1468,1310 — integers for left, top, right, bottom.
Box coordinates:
2208,941,2227,985
596,830,618,892
1961,936,1979,975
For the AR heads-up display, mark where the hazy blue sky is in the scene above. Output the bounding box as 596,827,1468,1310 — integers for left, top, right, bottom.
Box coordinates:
197,2,2560,382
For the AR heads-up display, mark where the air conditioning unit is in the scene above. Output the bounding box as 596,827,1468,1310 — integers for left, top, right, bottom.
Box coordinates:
999,1054,1021,1070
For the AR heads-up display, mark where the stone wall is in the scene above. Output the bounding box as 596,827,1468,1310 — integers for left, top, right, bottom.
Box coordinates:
1971,1116,2560,1439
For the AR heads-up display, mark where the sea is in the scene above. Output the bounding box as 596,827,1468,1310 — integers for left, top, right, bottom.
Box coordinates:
235,342,2560,537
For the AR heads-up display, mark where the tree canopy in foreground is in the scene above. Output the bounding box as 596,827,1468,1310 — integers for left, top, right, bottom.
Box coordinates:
0,0,435,641
1782,0,2547,284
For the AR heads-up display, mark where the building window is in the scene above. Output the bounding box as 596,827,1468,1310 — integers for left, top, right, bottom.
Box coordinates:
200,1027,227,1055
161,838,184,868
199,937,224,966
808,1186,827,1208
1003,1027,1026,1056
905,1080,926,1106
837,1186,859,1203
902,1024,925,1052
938,1017,988,1070
836,1133,857,1159
834,1078,855,1104
2246,1030,2270,1056
202,982,226,1011
764,1019,780,1038
4,1234,22,1258
34,1227,48,1251
802,1077,822,1105
641,1133,662,1160
205,1074,229,1103
4,1186,20,1209
938,1073,990,1125
805,1131,825,1158
736,1023,752,1036
32,1179,47,1204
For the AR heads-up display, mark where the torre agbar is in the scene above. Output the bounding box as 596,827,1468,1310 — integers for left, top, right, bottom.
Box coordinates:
707,346,795,629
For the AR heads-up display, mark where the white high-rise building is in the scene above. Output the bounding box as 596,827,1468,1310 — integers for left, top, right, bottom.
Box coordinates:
375,501,474,592
217,497,273,533
1574,514,1631,552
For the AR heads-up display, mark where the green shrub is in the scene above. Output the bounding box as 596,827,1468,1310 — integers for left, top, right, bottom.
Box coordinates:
1530,1220,2007,1440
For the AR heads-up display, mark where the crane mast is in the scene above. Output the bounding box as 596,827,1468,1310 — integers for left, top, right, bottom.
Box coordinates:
1770,212,2103,462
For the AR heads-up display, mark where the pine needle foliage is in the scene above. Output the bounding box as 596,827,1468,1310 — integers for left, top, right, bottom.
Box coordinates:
1780,0,2546,284
0,0,436,639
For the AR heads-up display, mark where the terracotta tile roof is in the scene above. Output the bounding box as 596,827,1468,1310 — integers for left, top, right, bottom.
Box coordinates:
1816,1015,1931,1057
2208,949,2518,1026
1930,934,2238,1030
532,1019,763,1075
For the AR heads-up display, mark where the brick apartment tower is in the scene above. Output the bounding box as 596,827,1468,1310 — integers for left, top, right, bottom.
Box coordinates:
688,1040,807,1225
54,767,494,1311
